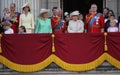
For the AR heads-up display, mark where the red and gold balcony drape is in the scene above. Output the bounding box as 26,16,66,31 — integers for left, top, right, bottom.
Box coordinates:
0,33,120,72
106,33,120,69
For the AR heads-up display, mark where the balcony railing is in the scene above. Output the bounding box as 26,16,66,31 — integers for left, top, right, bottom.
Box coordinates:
0,62,120,74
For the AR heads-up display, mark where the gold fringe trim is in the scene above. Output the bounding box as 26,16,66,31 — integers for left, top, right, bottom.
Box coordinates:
52,54,106,72
106,53,120,69
0,34,2,53
0,55,52,72
104,32,108,51
52,34,55,53
0,54,107,72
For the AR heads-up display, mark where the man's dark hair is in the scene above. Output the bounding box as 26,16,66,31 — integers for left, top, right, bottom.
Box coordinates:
104,7,109,11
52,7,58,11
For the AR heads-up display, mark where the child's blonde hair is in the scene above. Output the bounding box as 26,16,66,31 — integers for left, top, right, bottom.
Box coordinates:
4,22,12,26
3,8,9,12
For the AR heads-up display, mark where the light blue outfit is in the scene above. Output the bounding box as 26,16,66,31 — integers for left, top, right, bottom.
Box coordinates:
35,18,52,33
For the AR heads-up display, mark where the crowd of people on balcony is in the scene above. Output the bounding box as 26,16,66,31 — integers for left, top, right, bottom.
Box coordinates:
0,2,120,34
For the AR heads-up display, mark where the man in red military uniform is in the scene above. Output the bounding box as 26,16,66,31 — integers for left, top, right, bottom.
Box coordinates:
85,4,105,33
51,8,66,34
9,3,20,33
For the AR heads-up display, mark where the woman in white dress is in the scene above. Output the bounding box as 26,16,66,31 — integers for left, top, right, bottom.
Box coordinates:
19,2,34,33
67,11,84,33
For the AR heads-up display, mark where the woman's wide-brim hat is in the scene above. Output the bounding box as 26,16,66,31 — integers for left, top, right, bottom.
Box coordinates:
70,11,80,17
40,8,50,15
22,2,31,8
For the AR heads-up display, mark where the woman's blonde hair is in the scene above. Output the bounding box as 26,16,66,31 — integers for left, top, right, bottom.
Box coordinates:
38,12,48,18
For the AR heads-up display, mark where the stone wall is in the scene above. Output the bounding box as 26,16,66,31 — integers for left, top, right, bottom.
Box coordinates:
0,0,60,21
0,0,120,19
106,0,120,18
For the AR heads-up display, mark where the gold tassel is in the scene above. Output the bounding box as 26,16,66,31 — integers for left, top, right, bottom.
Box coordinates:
52,45,55,53
0,34,2,53
104,33,108,51
52,34,55,53
104,45,108,51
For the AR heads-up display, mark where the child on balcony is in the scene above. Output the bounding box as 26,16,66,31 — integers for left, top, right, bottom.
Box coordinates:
2,8,10,22
18,26,26,34
4,22,14,34
107,20,118,32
